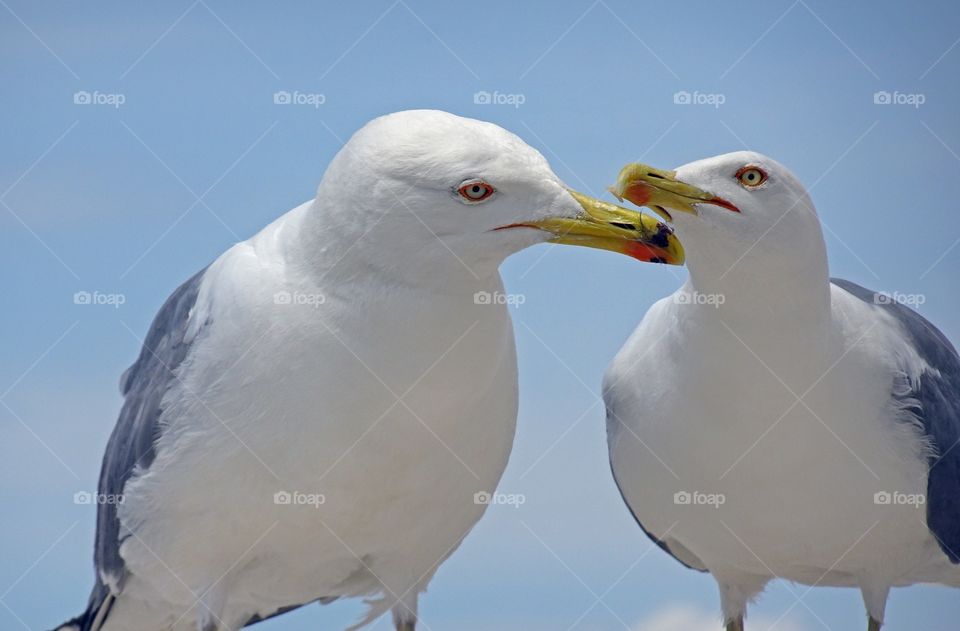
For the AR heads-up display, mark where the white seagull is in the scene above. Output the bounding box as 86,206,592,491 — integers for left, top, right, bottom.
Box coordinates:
604,151,960,631
55,110,683,631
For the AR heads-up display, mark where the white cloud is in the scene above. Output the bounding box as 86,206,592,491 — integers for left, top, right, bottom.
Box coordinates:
634,603,808,631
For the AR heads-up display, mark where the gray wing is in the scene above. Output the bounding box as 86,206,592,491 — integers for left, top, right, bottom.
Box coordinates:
832,278,960,563
63,266,339,631
95,267,209,589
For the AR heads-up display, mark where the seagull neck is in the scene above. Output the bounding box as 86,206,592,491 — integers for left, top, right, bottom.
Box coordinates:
684,246,832,329
288,198,504,295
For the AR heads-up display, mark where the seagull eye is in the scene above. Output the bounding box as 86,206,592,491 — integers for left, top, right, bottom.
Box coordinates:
735,166,767,188
457,179,495,203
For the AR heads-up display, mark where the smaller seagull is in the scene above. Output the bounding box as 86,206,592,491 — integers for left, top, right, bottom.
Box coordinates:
54,110,682,631
604,151,960,631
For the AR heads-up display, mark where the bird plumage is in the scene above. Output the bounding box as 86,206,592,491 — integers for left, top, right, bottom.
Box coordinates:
57,109,677,631
605,151,960,629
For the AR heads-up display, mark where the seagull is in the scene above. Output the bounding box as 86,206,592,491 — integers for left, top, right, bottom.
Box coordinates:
604,151,960,631
55,109,683,631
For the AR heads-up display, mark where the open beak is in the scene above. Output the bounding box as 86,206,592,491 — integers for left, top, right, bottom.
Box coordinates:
609,163,740,221
494,189,684,265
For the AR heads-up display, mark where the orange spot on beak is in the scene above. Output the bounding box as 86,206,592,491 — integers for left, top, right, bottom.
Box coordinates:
625,241,671,264
623,183,652,207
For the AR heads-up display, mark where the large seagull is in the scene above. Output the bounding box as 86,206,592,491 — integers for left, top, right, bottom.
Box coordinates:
605,151,960,631
55,110,683,631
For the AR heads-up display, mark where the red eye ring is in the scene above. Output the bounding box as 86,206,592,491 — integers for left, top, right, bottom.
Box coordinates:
735,165,768,188
457,179,495,203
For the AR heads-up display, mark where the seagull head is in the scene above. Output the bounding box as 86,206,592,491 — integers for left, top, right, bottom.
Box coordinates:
314,110,683,279
609,151,827,292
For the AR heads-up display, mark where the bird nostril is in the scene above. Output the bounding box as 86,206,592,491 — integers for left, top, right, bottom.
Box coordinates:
646,172,665,180
610,222,637,231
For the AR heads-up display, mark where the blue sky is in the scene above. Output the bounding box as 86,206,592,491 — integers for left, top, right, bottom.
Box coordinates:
2,1,960,630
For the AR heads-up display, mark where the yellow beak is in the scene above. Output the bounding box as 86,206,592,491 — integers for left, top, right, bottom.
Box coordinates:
496,189,684,265
610,163,740,221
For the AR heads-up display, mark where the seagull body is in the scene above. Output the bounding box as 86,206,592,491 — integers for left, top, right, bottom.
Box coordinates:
89,229,520,631
605,152,960,630
57,110,681,631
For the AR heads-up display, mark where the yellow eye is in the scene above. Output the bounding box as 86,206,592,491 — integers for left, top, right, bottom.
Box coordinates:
457,179,495,202
735,166,767,188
